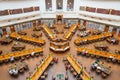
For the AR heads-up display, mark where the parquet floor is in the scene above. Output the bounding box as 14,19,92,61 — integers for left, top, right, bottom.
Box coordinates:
0,26,120,80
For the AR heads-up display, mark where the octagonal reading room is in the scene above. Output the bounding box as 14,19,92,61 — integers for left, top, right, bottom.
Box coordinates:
0,0,120,80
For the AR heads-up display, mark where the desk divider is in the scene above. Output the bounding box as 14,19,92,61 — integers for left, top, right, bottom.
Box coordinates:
28,54,53,80
67,54,92,80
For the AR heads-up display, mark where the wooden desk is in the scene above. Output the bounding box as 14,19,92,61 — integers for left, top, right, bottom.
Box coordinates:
9,61,28,76
91,60,111,75
67,54,92,80
10,32,45,46
32,33,42,38
28,54,53,80
78,26,86,31
0,47,43,62
33,27,41,31
64,24,77,40
18,31,27,35
77,47,120,62
75,32,112,45
50,42,70,52
94,42,108,51
77,30,90,37
106,37,119,44
42,24,55,40
11,42,25,51
0,38,13,45
115,50,120,54
92,30,102,35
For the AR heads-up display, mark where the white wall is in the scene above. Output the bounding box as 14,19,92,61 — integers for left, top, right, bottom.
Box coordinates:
0,0,120,27
0,0,119,12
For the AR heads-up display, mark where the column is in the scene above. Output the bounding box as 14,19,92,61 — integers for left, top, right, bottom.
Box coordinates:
17,24,20,31
6,27,11,34
63,0,67,12
40,0,46,12
99,24,105,31
80,20,84,26
116,28,120,36
108,26,113,32
74,0,79,12
14,25,17,32
0,28,3,37
52,0,56,12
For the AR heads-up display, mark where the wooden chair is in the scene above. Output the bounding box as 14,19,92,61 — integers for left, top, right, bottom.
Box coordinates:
40,75,45,80
44,72,48,77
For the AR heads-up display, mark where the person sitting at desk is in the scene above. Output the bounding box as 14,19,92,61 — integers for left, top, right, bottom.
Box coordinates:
10,56,14,62
6,34,9,38
76,66,83,80
31,52,35,56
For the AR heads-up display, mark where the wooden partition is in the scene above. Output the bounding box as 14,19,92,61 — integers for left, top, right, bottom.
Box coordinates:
56,15,63,24
118,31,120,37
86,7,96,12
34,6,40,11
9,9,23,14
0,6,39,16
80,6,120,16
112,27,117,35
38,20,41,26
83,20,86,26
0,10,9,16
10,26,15,32
97,8,110,14
78,20,80,26
104,25,109,32
2,28,7,35
23,7,34,13
111,9,120,16
33,21,37,29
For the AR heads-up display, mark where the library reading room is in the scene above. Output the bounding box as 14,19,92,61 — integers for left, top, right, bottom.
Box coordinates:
0,0,120,80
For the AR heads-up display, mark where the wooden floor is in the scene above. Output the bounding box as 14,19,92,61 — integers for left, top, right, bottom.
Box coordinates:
0,27,120,80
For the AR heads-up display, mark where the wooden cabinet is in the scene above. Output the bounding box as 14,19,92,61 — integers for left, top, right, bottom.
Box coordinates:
56,15,63,24
104,25,109,32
